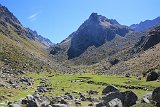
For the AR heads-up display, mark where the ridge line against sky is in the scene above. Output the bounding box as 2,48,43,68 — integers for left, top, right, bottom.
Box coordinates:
0,0,160,43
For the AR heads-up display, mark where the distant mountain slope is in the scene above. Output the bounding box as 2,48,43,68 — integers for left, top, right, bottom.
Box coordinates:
26,28,53,47
0,4,53,72
50,13,144,65
98,24,160,75
130,16,160,32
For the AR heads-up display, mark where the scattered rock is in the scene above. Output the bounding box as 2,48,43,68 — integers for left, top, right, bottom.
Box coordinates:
125,73,131,78
75,99,81,106
146,71,159,81
60,99,68,104
52,104,68,107
136,76,142,80
80,94,86,101
21,99,28,104
96,102,105,107
87,90,99,95
64,93,74,100
37,86,47,92
141,92,152,103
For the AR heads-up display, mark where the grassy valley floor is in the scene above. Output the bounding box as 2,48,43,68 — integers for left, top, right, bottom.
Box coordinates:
0,71,159,106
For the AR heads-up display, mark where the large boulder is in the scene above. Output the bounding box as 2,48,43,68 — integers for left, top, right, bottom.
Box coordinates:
122,91,138,107
102,85,119,95
102,92,123,105
102,91,138,107
152,87,160,105
146,71,159,81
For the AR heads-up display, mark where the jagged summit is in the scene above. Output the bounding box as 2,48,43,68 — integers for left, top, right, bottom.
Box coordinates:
67,13,131,59
89,13,98,20
88,12,110,23
89,13,119,25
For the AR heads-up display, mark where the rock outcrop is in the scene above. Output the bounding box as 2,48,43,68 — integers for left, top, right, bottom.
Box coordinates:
132,24,160,53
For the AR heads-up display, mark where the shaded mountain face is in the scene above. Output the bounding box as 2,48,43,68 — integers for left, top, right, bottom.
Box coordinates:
132,24,160,53
67,13,131,59
130,16,160,32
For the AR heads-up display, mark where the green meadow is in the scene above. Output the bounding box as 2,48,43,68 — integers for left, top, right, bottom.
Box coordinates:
1,71,159,105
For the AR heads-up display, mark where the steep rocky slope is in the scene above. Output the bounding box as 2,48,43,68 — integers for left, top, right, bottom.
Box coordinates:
0,4,53,73
132,24,160,53
95,25,160,75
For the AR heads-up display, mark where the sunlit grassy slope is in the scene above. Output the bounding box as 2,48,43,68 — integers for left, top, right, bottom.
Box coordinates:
0,30,52,72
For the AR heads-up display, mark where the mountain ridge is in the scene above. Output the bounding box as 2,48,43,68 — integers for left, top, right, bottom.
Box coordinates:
130,16,160,32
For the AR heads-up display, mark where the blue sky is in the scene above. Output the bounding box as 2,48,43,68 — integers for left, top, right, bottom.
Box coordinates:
0,0,160,43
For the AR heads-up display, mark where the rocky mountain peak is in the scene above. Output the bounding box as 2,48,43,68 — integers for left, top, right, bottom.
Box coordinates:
88,13,113,26
66,13,131,59
88,13,119,26
89,12,98,21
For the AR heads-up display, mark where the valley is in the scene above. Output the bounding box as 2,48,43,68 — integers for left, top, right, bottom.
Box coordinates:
0,2,160,107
